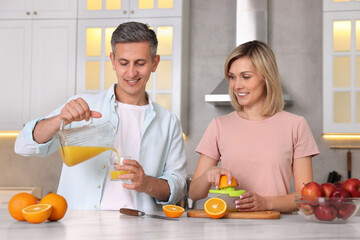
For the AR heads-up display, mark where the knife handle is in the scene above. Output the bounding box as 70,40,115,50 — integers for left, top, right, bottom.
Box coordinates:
120,208,145,216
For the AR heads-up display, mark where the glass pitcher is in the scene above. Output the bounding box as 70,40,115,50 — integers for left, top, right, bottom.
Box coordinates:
56,120,117,167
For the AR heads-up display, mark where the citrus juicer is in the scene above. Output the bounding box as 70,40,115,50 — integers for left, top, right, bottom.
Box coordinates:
208,177,246,211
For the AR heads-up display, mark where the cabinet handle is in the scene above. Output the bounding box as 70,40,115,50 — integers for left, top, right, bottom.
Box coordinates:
123,10,127,14
130,10,134,14
26,12,30,15
33,11,37,15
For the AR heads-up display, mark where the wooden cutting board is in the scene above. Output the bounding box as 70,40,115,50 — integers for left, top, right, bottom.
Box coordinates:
187,209,280,219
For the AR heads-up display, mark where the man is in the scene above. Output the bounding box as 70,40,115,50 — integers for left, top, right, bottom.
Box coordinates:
15,22,187,212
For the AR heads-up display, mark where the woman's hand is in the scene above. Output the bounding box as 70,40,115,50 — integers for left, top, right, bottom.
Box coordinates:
235,192,268,211
204,166,233,189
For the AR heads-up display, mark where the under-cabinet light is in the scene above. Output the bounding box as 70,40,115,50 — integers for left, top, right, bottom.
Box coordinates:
0,131,20,137
322,134,360,140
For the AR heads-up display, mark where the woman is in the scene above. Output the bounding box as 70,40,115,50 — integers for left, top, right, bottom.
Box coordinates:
189,41,319,213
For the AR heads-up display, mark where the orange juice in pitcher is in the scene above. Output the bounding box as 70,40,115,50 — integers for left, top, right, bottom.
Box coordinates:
59,146,117,167
57,121,116,167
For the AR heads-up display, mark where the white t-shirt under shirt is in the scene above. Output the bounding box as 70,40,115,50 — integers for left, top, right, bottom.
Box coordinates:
100,101,148,210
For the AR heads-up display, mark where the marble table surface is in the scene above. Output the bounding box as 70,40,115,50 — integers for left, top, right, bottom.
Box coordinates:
1,209,360,240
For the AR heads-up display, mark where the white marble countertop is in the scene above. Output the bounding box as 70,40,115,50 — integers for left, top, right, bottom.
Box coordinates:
1,209,360,240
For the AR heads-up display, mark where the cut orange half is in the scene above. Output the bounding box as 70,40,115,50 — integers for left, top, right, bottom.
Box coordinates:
163,205,185,218
204,197,227,219
22,204,52,224
218,175,238,189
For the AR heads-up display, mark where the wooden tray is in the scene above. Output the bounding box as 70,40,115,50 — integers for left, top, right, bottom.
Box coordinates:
187,209,281,219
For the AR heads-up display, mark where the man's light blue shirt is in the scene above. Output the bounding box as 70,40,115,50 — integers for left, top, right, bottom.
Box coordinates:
15,84,187,212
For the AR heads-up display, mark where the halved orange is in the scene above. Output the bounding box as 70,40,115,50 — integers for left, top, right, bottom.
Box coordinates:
204,197,227,219
22,204,52,224
218,175,238,189
163,205,185,218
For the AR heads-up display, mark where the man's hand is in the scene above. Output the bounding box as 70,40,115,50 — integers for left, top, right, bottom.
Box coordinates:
60,97,102,125
116,159,170,202
117,159,149,192
33,97,102,143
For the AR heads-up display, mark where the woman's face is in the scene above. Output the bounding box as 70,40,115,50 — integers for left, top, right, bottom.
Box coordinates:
228,56,266,111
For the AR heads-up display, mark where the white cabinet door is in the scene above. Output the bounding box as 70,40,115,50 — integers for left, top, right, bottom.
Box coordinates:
129,0,182,17
0,21,31,130
78,0,182,19
0,0,31,19
0,0,77,19
31,0,78,19
78,0,130,19
30,20,76,120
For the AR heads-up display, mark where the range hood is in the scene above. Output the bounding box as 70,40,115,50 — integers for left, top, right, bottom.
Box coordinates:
205,0,292,106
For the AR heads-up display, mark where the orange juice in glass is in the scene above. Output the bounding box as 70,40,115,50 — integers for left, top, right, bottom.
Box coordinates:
109,156,130,181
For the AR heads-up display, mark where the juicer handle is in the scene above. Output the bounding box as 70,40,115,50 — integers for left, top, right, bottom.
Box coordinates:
59,117,93,131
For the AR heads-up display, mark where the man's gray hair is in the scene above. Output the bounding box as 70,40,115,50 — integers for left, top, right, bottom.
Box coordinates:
111,21,158,60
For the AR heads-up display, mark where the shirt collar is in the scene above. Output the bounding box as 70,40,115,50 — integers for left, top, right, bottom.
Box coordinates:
108,84,155,113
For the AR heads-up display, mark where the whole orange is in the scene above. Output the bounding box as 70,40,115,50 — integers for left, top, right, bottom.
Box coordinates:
40,193,68,221
8,192,38,221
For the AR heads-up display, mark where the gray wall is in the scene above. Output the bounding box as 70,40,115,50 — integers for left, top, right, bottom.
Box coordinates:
1,0,359,198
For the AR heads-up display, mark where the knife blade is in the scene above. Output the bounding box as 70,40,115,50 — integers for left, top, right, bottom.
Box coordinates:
119,208,179,221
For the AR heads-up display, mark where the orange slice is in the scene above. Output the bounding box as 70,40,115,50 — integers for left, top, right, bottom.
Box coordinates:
22,204,52,224
204,197,227,219
163,205,185,218
218,175,238,189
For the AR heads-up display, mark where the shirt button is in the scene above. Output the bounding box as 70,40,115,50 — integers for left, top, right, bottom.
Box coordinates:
97,185,101,188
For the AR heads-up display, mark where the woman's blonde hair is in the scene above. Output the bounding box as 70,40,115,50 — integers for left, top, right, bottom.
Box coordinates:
224,40,284,116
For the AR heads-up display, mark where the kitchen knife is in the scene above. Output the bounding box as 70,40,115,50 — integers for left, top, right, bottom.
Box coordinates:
119,208,179,221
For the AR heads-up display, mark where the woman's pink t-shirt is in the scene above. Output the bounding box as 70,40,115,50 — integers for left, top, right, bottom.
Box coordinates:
196,111,319,196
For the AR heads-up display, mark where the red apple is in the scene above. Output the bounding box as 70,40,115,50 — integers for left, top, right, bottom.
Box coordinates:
321,183,337,198
299,203,314,216
342,178,360,197
330,189,351,210
337,204,356,220
333,182,342,189
314,205,337,221
301,182,324,197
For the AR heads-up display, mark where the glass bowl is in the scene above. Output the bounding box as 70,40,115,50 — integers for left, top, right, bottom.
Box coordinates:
294,195,360,223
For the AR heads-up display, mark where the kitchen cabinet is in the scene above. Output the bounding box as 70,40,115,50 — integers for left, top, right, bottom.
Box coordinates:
78,0,182,19
76,0,189,132
322,0,360,133
0,1,77,130
0,0,77,19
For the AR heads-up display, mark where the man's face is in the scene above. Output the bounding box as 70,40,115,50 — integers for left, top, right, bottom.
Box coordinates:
110,41,159,104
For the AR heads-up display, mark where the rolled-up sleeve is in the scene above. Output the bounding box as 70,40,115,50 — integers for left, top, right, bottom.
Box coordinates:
156,118,187,205
14,118,58,157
